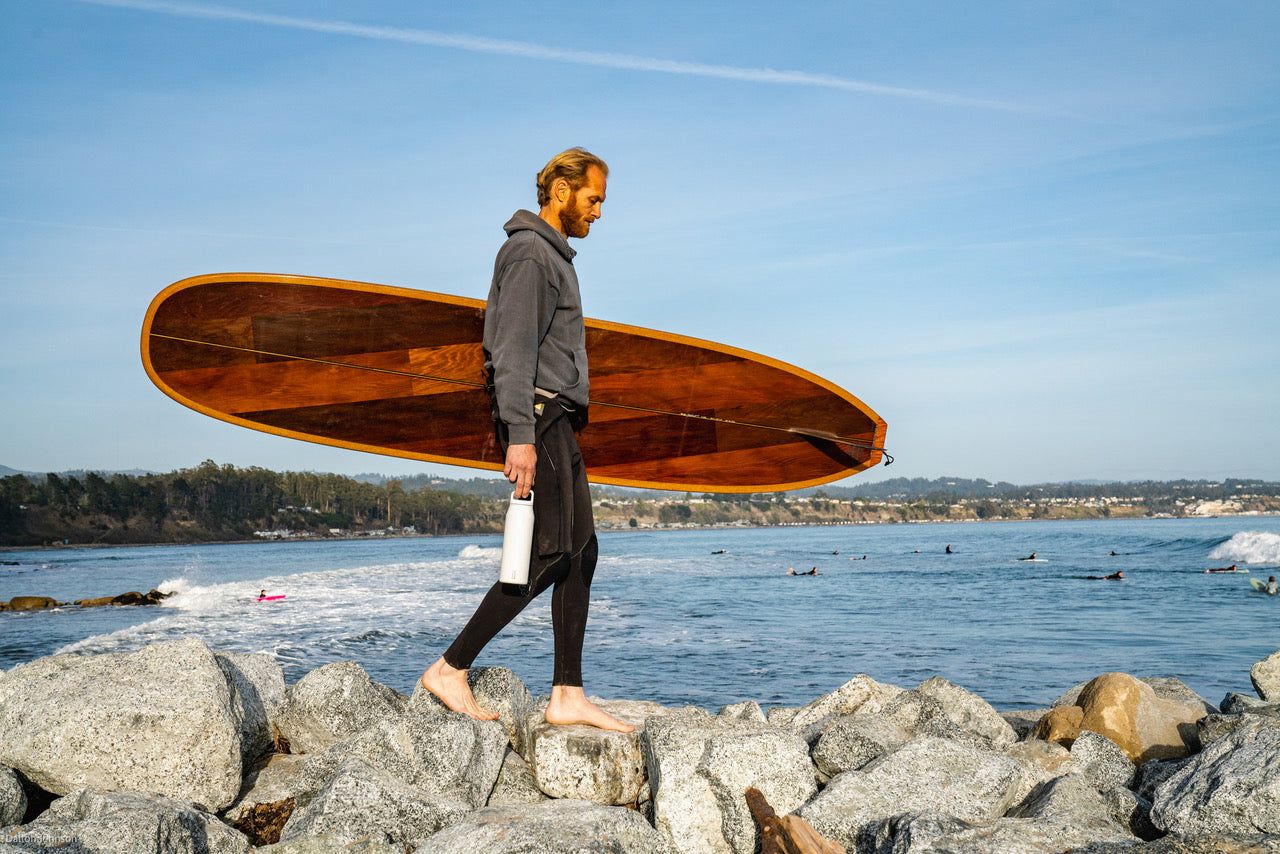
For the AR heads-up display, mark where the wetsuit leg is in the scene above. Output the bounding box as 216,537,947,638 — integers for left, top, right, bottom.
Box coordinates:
550,534,597,686
441,558,566,672
442,407,597,686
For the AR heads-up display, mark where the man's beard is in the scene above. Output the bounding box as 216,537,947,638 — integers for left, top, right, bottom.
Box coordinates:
559,197,591,238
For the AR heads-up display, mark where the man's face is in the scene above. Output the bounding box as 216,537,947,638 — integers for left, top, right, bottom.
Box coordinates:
559,166,607,239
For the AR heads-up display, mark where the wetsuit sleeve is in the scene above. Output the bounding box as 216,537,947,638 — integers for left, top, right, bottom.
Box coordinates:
488,257,557,446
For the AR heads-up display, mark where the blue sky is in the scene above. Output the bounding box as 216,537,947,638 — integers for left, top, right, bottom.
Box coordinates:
3,1,1277,485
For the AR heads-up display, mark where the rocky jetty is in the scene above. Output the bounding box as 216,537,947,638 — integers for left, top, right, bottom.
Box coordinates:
3,640,1280,853
0,590,172,611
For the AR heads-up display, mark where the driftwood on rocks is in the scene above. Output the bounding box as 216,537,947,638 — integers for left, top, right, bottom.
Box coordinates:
745,786,844,854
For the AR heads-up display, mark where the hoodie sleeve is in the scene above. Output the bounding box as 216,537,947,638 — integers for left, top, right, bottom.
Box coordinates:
488,257,557,445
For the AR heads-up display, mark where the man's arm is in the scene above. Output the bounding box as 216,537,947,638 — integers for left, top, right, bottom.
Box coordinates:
488,258,554,447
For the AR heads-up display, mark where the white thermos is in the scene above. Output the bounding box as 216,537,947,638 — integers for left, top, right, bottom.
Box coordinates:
499,491,535,585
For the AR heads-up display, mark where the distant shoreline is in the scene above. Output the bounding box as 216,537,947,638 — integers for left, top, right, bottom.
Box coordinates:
4,510,1277,554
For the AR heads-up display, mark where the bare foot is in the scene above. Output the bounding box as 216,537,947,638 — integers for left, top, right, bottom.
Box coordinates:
544,685,635,732
419,657,499,721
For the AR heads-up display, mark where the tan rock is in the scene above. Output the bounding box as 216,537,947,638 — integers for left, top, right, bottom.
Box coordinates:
1037,673,1206,764
5,596,62,611
1033,705,1084,746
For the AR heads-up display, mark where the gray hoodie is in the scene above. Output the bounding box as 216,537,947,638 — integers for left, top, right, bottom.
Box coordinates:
482,209,590,446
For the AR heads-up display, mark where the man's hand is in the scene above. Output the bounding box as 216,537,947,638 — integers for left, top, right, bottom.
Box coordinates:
504,444,536,498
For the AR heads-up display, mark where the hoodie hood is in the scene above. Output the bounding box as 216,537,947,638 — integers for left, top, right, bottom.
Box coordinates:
503,209,576,264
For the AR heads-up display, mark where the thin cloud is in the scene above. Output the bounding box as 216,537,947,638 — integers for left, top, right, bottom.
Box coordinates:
74,0,1033,113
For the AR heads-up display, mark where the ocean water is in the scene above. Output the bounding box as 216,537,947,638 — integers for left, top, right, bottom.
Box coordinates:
3,517,1280,711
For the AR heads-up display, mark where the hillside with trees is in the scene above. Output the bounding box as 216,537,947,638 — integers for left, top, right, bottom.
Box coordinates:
3,463,1277,548
0,461,501,547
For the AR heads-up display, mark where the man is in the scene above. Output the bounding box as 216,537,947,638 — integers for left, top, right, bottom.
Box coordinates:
419,148,632,733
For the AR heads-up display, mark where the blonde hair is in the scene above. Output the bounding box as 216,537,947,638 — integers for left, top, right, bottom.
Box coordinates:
536,148,609,208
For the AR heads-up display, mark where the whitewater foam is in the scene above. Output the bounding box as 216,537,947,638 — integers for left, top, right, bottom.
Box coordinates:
1208,531,1280,565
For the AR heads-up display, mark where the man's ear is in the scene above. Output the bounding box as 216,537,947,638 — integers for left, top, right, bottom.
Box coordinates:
553,177,571,203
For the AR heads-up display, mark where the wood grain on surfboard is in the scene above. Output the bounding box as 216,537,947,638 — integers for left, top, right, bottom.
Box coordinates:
141,273,887,492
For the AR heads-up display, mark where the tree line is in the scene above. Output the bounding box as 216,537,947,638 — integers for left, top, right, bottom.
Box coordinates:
0,461,504,547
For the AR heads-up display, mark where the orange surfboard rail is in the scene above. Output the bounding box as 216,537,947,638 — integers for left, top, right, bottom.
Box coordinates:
142,273,888,493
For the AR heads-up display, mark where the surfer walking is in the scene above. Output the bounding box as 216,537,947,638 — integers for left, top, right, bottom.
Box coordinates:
420,149,632,733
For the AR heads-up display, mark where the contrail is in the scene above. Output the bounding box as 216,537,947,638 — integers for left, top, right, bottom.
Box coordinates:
73,0,1031,113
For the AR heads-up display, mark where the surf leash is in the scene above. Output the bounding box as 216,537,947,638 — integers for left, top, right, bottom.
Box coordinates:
149,332,892,463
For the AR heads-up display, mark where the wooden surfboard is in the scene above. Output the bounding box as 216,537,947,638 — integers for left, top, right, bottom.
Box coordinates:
141,273,888,492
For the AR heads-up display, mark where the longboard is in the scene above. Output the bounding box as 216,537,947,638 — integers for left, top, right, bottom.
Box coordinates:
141,273,888,492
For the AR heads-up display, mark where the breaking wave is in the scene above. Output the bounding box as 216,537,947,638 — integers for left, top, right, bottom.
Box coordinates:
1208,531,1280,565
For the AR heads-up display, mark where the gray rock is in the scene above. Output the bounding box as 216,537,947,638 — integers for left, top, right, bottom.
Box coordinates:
1151,718,1280,835
798,736,1026,852
0,765,26,827
879,690,987,748
916,676,1018,748
1002,739,1076,807
275,661,406,755
643,707,816,854
717,700,766,722
1070,730,1136,790
1098,786,1160,841
223,754,308,823
1008,773,1116,824
415,799,673,853
869,807,1133,854
1219,692,1273,714
1196,710,1280,747
764,704,801,727
2,787,250,854
1138,678,1218,715
523,699,664,805
215,652,286,765
410,666,535,756
255,836,406,854
1068,832,1280,853
1251,649,1280,701
774,674,904,743
485,749,548,806
812,713,910,777
280,758,470,846
1132,757,1190,803
299,705,507,810
1001,709,1049,741
0,638,244,811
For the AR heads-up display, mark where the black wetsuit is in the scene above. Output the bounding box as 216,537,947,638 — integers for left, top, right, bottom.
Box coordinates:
441,211,597,688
